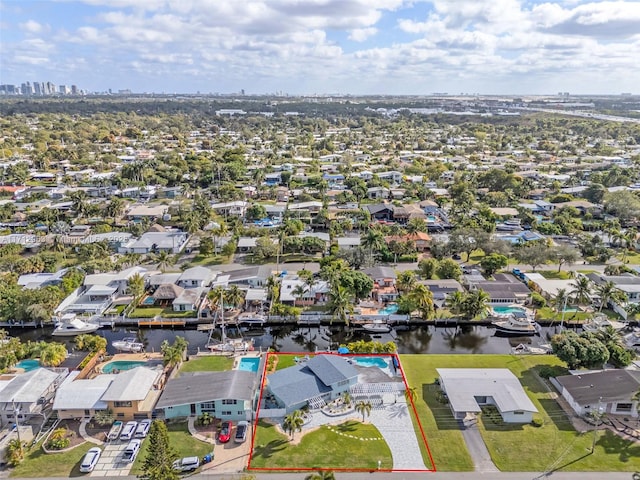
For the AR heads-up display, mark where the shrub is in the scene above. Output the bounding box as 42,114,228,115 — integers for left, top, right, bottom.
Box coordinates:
197,412,214,426
6,439,24,466
537,364,568,379
531,416,544,428
47,428,71,450
531,292,547,308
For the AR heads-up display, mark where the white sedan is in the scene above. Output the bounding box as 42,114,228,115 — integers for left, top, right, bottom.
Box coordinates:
79,447,102,473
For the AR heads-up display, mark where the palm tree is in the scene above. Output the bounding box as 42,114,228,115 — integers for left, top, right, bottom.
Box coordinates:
553,288,570,313
328,285,354,326
462,289,491,319
69,190,90,218
408,284,434,320
570,276,592,306
207,286,226,313
127,273,146,301
361,228,385,261
225,285,245,309
396,271,417,294
153,251,176,272
595,325,623,347
305,470,336,480
355,400,372,422
105,197,125,221
291,284,308,306
445,291,465,316
342,391,352,407
283,410,304,441
595,281,627,312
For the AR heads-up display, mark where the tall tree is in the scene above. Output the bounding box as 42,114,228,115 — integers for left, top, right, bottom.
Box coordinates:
283,410,304,441
408,284,434,320
140,420,179,480
355,400,372,422
570,276,592,306
328,285,355,326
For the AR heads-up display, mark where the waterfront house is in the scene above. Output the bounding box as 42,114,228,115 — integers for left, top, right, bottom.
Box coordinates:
0,368,68,426
266,355,359,413
437,368,538,424
99,367,163,421
177,266,215,289
155,370,258,422
119,231,189,254
553,370,640,419
52,371,113,420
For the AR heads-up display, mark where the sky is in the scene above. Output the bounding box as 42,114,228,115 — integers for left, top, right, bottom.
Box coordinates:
1,0,639,95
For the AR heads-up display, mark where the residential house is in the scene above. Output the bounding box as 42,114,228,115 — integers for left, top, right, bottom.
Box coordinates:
364,266,398,302
99,367,164,420
437,368,538,424
467,273,531,305
52,371,113,420
336,237,361,250
384,232,431,253
280,276,329,306
126,204,168,222
119,231,189,254
0,368,68,426
366,203,394,221
586,273,640,318
422,279,464,308
210,201,248,217
367,187,390,200
172,287,206,312
553,370,640,418
155,370,258,421
266,355,359,413
226,266,273,287
177,266,214,289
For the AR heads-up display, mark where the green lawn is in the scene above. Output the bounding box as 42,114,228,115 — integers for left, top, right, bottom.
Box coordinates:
188,254,231,266
250,420,392,470
129,307,196,318
400,354,640,472
617,251,640,265
10,441,92,478
537,270,573,280
273,353,305,371
179,355,234,374
534,307,622,323
131,422,213,475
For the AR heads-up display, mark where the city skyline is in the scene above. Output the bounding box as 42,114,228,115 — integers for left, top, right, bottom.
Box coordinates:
1,0,639,96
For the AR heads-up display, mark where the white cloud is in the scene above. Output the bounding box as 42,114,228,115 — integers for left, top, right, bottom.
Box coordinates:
349,27,378,42
19,20,47,34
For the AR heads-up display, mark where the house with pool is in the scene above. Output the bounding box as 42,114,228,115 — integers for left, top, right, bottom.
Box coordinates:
265,355,360,414
155,370,259,421
99,366,164,420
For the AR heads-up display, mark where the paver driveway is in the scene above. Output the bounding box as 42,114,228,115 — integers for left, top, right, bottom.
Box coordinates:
89,441,137,477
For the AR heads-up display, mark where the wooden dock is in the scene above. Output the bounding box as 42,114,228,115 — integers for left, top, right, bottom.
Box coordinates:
137,319,187,327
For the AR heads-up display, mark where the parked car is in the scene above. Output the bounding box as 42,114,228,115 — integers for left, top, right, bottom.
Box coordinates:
120,421,138,441
79,447,102,473
172,456,200,472
234,421,249,443
219,421,233,443
135,419,151,438
122,439,141,463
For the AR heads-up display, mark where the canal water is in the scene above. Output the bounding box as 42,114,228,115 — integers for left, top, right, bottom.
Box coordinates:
8,324,573,356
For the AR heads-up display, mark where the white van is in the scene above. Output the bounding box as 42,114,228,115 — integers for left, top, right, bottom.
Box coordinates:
120,421,138,441
122,439,141,463
172,456,200,472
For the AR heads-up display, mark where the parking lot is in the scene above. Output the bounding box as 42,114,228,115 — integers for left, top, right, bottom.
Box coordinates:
89,440,139,477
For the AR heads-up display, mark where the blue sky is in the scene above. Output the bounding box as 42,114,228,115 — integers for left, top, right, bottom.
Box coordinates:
1,0,639,95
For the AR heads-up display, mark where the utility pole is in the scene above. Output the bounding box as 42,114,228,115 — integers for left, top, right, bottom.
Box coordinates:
591,396,603,454
13,400,21,447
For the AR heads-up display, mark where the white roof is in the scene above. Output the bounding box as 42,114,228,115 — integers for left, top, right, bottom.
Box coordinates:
524,273,574,297
53,371,113,410
85,284,118,296
0,368,62,403
100,367,160,402
437,368,537,414
245,288,268,302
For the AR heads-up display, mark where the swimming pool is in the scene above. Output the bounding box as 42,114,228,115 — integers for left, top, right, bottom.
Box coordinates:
493,306,526,315
101,360,146,373
15,359,40,372
378,304,399,315
238,357,260,373
350,356,389,369
141,296,155,305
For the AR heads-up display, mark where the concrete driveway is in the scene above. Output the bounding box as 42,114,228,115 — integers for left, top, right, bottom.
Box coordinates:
89,440,139,477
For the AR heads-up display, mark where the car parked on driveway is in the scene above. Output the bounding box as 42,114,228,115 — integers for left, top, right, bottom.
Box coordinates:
120,421,138,441
219,421,232,443
79,447,102,473
172,456,200,472
122,439,141,463
135,419,151,438
234,421,248,443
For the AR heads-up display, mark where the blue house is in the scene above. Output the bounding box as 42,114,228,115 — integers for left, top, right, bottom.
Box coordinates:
155,370,258,421
266,355,359,413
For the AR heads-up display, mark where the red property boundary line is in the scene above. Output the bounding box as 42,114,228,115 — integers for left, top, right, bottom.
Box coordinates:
247,351,437,473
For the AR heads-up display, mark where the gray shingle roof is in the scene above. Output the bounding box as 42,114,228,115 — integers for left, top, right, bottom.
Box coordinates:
556,370,640,405
155,371,257,409
267,364,331,407
306,355,359,386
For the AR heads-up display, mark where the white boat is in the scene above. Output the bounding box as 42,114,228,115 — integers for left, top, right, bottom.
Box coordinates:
581,315,627,333
492,313,540,335
623,329,640,348
511,343,552,355
52,316,100,336
237,312,267,325
362,319,392,334
208,338,254,352
112,337,144,353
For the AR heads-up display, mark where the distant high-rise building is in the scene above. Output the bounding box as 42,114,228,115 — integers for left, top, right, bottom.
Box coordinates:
71,85,78,95
33,82,42,95
21,82,34,95
45,81,55,95
59,84,70,94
